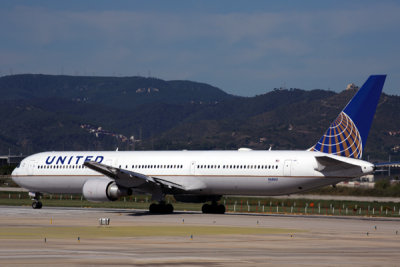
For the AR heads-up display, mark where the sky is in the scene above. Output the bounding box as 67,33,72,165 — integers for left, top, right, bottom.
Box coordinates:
1,0,399,96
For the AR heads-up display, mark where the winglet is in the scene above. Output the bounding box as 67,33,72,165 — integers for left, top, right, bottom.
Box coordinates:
310,75,386,159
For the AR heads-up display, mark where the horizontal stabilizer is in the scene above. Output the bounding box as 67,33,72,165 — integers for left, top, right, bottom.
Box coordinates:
315,155,361,172
374,162,400,168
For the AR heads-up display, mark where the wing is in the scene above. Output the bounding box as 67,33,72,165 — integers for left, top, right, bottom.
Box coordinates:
83,161,186,200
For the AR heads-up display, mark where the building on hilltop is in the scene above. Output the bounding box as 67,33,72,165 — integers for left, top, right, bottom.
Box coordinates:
346,83,359,91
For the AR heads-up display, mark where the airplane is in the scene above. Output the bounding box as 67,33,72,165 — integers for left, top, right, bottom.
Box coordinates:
12,75,387,214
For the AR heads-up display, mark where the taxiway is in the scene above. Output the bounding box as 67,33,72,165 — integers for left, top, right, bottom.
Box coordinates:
1,206,400,266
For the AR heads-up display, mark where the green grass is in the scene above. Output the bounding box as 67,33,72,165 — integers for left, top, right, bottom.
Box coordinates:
1,191,400,217
0,192,203,210
0,225,298,239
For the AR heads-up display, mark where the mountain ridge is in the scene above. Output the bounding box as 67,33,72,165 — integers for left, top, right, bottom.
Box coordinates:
0,74,399,161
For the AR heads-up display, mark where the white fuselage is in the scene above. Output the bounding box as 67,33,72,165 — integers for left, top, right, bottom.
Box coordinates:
11,150,374,197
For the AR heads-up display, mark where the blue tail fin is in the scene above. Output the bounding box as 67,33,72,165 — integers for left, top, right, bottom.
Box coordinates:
310,75,386,159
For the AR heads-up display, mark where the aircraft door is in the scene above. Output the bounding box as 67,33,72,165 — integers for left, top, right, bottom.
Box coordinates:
190,161,196,175
27,160,36,175
283,160,292,176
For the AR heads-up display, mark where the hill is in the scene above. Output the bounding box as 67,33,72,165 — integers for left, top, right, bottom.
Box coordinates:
0,74,399,161
0,74,232,108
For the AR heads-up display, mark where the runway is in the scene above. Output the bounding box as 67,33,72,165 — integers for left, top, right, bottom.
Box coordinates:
1,206,400,266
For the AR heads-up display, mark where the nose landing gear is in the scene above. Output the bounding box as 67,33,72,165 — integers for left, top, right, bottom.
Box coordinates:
29,192,43,209
32,200,42,209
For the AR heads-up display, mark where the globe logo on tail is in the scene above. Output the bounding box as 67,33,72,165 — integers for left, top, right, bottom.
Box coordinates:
311,112,362,159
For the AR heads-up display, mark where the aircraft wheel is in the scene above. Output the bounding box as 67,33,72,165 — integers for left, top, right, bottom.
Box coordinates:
202,203,225,214
149,203,174,214
165,204,174,214
217,204,225,214
202,204,211,213
149,203,158,213
32,201,42,209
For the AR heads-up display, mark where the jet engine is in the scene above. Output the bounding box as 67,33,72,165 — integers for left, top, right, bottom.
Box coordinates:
82,178,132,202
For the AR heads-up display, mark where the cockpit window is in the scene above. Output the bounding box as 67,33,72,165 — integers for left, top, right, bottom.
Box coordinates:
16,163,21,168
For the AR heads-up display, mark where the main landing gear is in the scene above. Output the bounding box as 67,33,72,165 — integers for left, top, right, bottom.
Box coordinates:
202,201,225,214
29,192,42,209
149,201,174,214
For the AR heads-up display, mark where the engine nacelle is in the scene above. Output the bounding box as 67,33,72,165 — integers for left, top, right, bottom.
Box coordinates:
82,179,132,202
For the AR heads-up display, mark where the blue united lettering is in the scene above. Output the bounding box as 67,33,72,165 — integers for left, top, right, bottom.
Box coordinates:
56,156,66,165
45,155,104,165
